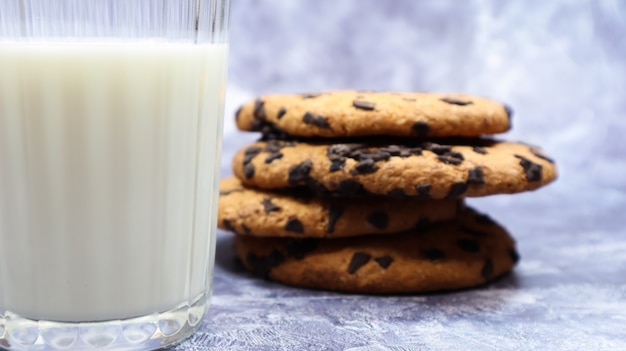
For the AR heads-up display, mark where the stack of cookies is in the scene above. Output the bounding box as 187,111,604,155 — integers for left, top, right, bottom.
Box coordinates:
218,91,557,293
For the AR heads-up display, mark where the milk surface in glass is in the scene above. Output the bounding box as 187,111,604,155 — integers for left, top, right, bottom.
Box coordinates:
0,41,228,322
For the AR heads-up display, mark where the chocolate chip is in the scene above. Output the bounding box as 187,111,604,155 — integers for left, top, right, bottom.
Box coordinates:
412,121,429,137
243,146,263,164
326,205,343,234
336,179,367,196
261,197,281,214
243,163,255,179
504,104,514,120
250,119,264,131
445,182,468,199
259,124,291,140
509,248,520,264
374,256,394,269
353,100,376,111
530,147,554,164
460,226,489,237
264,140,283,153
235,106,243,121
416,184,431,200
327,144,352,158
253,99,266,120
428,144,452,155
440,97,473,106
387,188,407,199
414,217,430,231
348,252,371,274
246,251,284,277
265,152,283,164
380,145,402,156
241,224,251,235
303,112,330,129
367,212,389,229
329,158,346,172
450,151,464,160
304,178,331,197
351,159,379,175
362,151,391,162
302,93,321,99
288,160,313,184
514,155,542,181
481,259,494,280
421,249,445,261
222,219,235,232
457,238,481,253
219,188,244,196
436,150,465,165
408,147,423,156
286,239,317,259
472,146,488,155
467,166,485,185
284,216,304,233
474,213,495,225
277,107,287,120
437,155,463,166
456,200,466,215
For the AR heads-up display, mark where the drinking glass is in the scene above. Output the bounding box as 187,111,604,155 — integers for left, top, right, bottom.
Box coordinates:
0,1,230,350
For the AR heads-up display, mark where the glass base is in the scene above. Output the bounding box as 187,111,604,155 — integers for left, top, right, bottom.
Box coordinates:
0,293,207,351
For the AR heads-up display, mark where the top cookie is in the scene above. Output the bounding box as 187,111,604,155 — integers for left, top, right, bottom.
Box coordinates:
235,90,512,138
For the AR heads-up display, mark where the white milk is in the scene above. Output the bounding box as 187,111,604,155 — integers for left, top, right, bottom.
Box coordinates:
0,41,228,322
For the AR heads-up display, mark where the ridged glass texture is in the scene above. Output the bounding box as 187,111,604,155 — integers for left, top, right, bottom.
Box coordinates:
0,1,229,350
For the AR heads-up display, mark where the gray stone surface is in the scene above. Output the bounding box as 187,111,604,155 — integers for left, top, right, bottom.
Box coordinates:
176,0,626,349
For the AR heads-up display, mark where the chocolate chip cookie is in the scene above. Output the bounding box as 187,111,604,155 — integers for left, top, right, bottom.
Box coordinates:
235,91,512,138
232,139,557,199
233,207,518,293
219,177,463,238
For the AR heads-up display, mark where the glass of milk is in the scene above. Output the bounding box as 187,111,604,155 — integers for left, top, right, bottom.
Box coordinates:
0,1,229,350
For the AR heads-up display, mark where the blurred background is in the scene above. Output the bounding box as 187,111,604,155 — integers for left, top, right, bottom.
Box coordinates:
221,0,626,228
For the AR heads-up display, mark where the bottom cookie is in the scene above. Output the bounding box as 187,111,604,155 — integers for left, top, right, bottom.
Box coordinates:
233,208,518,294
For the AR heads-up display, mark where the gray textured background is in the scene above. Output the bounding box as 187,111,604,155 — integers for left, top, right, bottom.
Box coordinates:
179,1,626,350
